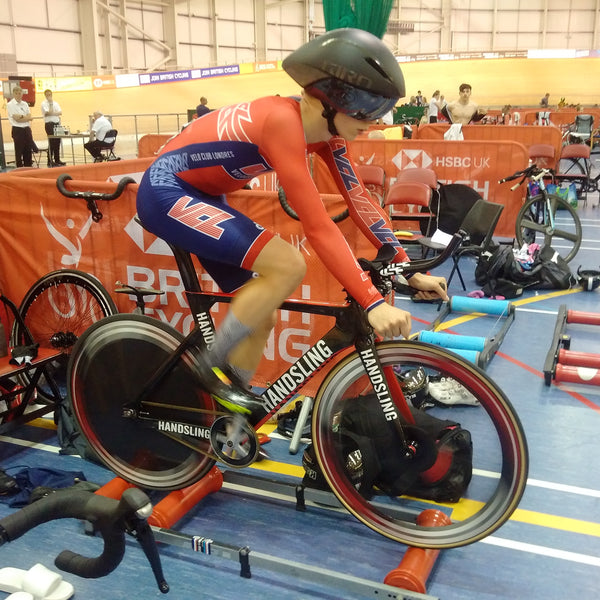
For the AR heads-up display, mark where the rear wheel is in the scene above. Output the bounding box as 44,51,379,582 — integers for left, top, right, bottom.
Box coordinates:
12,270,117,401
67,314,216,489
312,340,528,549
515,193,581,263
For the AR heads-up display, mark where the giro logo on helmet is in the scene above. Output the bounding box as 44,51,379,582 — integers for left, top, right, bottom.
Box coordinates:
320,61,372,89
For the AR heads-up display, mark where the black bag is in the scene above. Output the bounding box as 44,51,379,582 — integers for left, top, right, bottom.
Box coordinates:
302,394,472,503
475,243,577,298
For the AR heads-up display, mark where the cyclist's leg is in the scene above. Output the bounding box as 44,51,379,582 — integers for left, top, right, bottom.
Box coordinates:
137,181,305,392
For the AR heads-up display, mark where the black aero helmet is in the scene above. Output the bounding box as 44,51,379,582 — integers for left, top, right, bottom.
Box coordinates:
282,28,405,123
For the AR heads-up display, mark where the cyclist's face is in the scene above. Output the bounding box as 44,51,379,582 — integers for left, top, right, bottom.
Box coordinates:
334,112,376,140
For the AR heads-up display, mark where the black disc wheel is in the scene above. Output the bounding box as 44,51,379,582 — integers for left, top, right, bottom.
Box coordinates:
68,314,216,490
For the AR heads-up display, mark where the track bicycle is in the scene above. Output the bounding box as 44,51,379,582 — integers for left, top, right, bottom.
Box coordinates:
63,211,528,549
500,164,582,263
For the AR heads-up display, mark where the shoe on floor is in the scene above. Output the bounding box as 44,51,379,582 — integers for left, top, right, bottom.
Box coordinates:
93,157,104,163
428,377,480,406
0,563,74,600
54,161,67,166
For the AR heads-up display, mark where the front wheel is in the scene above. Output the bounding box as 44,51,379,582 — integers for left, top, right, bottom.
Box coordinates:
311,341,528,549
515,193,581,263
67,314,217,490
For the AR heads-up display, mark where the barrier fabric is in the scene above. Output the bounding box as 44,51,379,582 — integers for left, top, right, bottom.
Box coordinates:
343,138,529,238
0,160,374,393
416,123,563,163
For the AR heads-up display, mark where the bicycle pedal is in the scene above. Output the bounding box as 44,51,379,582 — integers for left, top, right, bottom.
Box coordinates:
209,414,260,468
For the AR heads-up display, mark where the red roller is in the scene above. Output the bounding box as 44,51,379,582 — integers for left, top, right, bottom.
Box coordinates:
383,509,451,593
567,310,600,326
558,349,600,369
95,477,136,500
149,466,223,528
555,364,600,386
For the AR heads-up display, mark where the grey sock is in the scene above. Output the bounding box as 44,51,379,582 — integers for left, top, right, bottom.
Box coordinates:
209,310,252,369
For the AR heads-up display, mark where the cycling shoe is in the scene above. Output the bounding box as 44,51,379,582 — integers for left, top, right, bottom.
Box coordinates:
194,352,265,418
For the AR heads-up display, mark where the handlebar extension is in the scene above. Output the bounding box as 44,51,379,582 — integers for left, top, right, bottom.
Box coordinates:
0,487,169,593
56,174,136,222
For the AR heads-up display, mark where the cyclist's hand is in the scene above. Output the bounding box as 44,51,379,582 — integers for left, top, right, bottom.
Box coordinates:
407,272,449,302
368,303,411,339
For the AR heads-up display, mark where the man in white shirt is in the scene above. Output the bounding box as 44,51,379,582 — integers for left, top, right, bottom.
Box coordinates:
84,111,115,162
41,89,66,166
6,86,37,167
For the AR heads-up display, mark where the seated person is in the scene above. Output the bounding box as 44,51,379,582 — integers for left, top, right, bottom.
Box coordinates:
84,111,115,162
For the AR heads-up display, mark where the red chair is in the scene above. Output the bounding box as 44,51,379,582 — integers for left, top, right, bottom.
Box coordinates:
356,164,386,205
383,181,434,242
396,167,438,191
528,144,556,170
555,143,590,204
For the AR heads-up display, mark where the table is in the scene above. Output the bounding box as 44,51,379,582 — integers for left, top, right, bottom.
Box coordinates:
48,132,90,166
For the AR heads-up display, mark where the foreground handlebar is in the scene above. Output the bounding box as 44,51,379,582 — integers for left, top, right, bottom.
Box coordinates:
0,487,168,593
56,174,136,222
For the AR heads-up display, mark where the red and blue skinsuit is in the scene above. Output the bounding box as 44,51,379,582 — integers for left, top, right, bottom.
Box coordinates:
137,95,408,310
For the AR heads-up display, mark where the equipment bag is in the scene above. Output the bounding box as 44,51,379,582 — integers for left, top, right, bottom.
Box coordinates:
302,393,472,503
475,243,577,298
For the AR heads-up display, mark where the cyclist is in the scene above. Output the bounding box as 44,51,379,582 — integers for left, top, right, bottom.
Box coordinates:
137,28,448,412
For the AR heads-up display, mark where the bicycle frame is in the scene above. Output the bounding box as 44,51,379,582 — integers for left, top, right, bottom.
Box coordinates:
130,243,417,450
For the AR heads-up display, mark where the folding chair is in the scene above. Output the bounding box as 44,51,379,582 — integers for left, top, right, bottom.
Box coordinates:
444,200,505,290
98,129,120,161
567,114,594,145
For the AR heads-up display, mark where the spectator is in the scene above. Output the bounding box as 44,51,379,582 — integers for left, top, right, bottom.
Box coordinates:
41,89,66,167
6,86,37,168
540,93,550,108
196,96,211,118
428,90,443,123
415,90,425,106
84,111,114,162
444,83,487,125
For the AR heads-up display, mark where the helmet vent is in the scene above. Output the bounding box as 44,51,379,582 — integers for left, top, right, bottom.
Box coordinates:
364,57,392,83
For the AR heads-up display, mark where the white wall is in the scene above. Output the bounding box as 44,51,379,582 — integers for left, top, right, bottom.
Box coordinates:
0,0,598,77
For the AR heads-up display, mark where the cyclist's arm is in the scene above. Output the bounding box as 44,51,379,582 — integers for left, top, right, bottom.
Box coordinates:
313,139,410,263
262,118,384,311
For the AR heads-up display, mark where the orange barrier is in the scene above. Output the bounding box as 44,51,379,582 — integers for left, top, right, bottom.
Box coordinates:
520,108,600,127
0,160,373,392
137,134,173,158
416,123,563,164
344,138,529,238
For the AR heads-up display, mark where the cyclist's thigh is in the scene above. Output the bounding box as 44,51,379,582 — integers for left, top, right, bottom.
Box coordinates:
137,179,274,292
